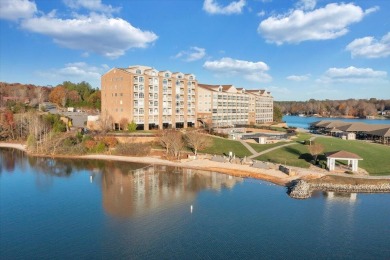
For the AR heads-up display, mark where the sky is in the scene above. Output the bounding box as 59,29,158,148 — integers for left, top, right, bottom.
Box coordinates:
0,0,389,101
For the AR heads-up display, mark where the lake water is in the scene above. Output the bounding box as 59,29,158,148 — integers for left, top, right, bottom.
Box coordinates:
1,148,390,259
283,115,390,129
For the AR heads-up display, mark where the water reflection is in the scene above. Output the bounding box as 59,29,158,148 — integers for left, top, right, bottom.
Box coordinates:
101,165,243,218
0,148,243,219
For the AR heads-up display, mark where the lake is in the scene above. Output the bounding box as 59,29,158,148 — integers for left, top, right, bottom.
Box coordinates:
1,148,389,259
283,115,390,129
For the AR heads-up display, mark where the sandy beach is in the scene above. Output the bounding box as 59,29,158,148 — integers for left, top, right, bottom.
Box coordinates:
1,142,389,186
0,142,321,186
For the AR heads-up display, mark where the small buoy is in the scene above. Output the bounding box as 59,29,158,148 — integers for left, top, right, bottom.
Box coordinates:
190,205,193,214
90,176,93,183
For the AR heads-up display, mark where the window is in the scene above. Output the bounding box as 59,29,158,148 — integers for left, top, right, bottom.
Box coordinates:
139,93,144,98
139,77,144,83
136,69,141,74
165,73,170,78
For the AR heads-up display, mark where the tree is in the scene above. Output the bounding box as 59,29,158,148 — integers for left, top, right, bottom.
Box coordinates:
97,113,113,134
49,86,67,107
158,129,174,155
127,120,137,132
273,104,283,122
308,143,324,164
170,131,185,159
185,131,211,156
119,117,129,130
158,129,184,158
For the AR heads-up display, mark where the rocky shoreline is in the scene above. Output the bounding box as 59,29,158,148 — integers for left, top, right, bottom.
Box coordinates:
289,179,390,199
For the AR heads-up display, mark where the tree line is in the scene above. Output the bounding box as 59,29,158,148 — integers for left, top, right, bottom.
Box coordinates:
0,81,101,111
275,98,390,118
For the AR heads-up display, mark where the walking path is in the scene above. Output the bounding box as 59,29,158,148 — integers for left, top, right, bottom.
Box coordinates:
248,142,295,159
244,136,318,159
239,140,257,155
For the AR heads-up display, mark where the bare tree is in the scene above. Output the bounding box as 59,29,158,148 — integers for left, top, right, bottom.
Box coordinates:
308,143,324,164
185,130,212,156
98,112,113,134
119,117,129,131
158,129,184,159
158,129,174,156
170,131,184,159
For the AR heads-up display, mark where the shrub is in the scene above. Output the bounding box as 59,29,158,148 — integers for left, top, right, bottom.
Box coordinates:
115,142,151,156
102,136,118,148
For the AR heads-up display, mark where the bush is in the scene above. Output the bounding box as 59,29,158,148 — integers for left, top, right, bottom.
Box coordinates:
115,142,151,156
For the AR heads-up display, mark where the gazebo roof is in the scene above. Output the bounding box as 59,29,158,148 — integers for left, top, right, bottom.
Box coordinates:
325,150,362,160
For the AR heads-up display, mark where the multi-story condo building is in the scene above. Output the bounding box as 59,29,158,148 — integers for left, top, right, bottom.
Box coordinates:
247,90,274,124
197,84,273,127
101,65,197,130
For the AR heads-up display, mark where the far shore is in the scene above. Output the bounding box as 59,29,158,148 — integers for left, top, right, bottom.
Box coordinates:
1,142,389,187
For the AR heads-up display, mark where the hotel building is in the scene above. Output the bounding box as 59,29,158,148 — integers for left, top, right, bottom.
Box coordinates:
247,90,274,124
197,84,273,127
101,65,273,129
101,65,197,130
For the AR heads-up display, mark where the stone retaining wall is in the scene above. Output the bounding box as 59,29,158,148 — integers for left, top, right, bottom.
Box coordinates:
289,180,390,199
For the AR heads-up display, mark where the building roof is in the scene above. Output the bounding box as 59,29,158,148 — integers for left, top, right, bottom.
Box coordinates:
198,84,236,92
319,121,351,129
326,150,363,160
365,127,390,137
312,120,390,133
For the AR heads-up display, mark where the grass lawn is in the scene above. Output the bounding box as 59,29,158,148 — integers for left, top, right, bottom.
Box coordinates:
199,136,252,157
254,143,312,168
315,137,390,176
293,133,312,142
248,133,311,153
249,142,288,153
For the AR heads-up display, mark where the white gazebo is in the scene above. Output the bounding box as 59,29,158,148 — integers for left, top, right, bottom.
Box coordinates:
326,150,363,172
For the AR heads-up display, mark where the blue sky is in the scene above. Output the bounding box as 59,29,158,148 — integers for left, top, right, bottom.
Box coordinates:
0,0,389,101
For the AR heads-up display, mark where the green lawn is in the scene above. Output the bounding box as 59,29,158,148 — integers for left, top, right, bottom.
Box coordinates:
315,137,390,175
248,133,311,153
199,137,252,157
293,133,312,142
254,143,312,168
249,142,288,153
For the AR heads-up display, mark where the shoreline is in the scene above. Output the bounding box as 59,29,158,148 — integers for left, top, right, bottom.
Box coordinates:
1,142,390,189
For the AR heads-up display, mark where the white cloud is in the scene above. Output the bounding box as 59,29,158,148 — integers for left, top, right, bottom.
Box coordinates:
63,0,120,14
257,10,266,17
37,62,107,88
319,66,387,84
268,86,291,95
21,13,158,58
287,74,310,81
203,57,272,82
296,0,316,11
346,32,390,58
0,0,37,21
203,0,246,15
258,3,376,45
175,47,206,62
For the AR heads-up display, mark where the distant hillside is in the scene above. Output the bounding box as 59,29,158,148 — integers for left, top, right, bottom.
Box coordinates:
0,81,100,110
275,99,390,118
